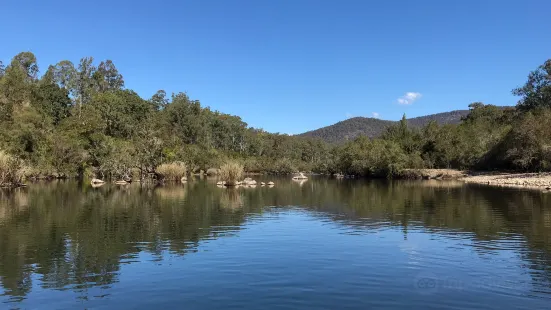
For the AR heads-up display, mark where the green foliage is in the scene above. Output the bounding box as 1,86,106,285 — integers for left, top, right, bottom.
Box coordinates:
270,158,297,174
480,109,551,171
337,136,408,177
513,60,551,111
1,52,551,179
299,111,471,143
32,80,72,125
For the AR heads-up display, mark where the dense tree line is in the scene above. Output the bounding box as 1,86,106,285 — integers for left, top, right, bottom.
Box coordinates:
0,52,330,181
332,59,551,177
0,52,550,181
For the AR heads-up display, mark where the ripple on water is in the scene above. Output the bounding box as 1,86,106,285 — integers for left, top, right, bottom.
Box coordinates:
1,179,551,309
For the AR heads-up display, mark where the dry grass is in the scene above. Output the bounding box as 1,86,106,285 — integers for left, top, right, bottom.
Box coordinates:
0,151,26,187
156,161,187,180
219,160,244,186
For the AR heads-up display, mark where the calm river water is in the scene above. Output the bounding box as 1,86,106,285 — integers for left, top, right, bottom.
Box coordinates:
0,177,550,309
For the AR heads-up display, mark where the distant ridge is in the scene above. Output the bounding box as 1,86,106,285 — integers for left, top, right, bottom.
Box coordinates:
297,110,471,143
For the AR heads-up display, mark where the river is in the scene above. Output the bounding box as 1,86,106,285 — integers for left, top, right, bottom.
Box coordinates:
0,177,550,309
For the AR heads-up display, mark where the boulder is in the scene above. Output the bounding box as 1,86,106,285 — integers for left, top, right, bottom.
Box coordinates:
91,178,105,185
292,172,308,180
243,177,257,185
206,168,220,176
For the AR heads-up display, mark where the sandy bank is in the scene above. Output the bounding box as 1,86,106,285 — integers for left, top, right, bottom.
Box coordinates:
462,172,551,190
398,169,467,180
400,169,551,191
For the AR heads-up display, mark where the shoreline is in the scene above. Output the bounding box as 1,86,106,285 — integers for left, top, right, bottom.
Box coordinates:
3,170,551,192
397,169,551,191
461,172,551,191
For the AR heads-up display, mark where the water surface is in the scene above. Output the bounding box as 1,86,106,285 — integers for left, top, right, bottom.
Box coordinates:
1,177,550,309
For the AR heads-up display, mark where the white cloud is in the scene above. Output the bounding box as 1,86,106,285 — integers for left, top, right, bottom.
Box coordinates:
397,92,422,105
372,112,380,118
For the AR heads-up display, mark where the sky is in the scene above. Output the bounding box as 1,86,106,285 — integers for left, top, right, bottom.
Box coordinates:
2,0,551,134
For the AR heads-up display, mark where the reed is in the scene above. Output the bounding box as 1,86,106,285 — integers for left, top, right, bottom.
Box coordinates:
156,161,187,180
219,161,244,186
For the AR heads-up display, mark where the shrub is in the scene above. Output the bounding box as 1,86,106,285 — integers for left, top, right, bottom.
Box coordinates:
156,161,187,180
270,158,297,174
0,151,26,186
219,160,244,185
480,109,551,171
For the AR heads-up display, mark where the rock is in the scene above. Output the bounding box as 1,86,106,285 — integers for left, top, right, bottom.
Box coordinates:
217,181,226,186
267,181,275,186
260,182,266,186
206,168,220,176
114,180,128,185
243,178,257,185
91,178,105,185
292,172,308,180
181,176,187,183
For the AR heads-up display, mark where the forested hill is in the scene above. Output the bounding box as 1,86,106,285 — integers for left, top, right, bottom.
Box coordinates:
297,110,471,143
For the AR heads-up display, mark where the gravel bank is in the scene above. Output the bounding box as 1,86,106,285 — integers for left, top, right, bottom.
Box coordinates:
462,172,551,190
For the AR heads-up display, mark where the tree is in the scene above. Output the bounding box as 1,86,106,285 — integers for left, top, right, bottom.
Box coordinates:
0,60,5,77
94,60,124,92
12,52,39,80
513,59,551,111
76,57,96,109
150,90,168,110
48,60,77,92
0,55,36,120
32,80,72,125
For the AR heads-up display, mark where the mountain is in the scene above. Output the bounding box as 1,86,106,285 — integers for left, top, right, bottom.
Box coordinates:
297,110,471,143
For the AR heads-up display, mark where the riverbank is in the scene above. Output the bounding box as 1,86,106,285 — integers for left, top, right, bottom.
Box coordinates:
397,169,467,180
462,172,551,190
397,169,551,191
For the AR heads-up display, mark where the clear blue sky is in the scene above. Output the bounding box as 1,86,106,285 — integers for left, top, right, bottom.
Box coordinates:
2,0,551,134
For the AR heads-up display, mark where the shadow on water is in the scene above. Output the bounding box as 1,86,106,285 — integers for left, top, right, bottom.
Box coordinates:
0,177,550,304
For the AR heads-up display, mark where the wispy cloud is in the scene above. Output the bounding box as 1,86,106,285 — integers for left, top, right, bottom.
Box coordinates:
397,92,422,105
372,112,380,119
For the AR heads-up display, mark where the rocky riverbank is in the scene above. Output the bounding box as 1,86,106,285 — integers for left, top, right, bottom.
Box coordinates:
399,169,551,191
397,169,467,180
462,172,551,190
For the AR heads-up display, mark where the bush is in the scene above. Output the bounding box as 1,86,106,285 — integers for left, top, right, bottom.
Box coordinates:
156,161,187,180
0,151,26,186
243,157,261,173
270,158,297,174
337,137,408,177
481,109,551,171
219,160,244,185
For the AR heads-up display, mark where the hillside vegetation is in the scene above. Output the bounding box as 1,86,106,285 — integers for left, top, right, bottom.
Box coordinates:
0,52,550,184
298,110,472,143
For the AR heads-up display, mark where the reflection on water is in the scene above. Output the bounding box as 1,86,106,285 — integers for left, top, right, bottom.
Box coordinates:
0,178,550,309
